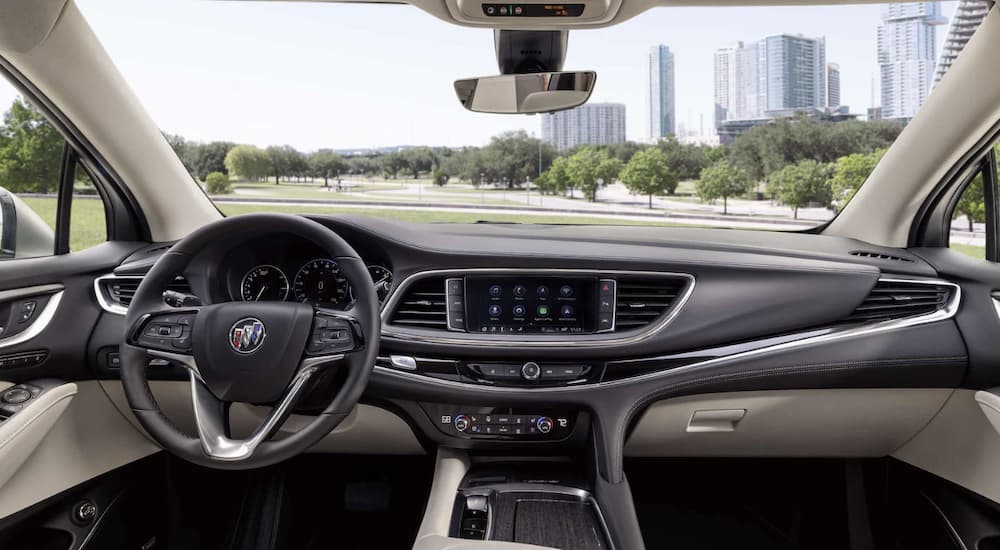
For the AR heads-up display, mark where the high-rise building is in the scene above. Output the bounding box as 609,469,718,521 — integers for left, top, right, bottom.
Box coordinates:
647,45,676,141
825,63,841,108
934,0,989,86
878,2,946,122
541,103,626,151
714,34,826,128
762,34,826,115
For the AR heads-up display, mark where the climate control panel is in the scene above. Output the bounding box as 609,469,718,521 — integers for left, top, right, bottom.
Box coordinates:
421,404,576,441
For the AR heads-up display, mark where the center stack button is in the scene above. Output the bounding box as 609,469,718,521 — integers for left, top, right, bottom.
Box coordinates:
521,361,541,380
446,278,466,331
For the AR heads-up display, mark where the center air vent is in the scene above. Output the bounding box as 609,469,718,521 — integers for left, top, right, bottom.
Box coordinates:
388,276,448,329
844,279,954,323
613,277,689,331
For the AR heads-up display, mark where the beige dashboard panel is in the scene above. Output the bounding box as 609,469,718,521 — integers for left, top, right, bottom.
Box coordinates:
99,380,424,455
894,389,1000,505
0,381,159,520
626,388,953,457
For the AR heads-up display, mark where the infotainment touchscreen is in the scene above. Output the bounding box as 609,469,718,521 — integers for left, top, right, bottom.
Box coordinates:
464,276,598,334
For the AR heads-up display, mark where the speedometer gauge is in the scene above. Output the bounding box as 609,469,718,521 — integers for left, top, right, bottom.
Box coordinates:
293,259,349,305
241,265,289,301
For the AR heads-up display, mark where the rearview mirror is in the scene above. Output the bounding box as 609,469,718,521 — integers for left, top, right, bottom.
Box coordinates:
454,71,596,115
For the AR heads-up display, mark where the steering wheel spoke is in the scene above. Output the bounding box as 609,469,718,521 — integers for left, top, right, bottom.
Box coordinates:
188,364,320,462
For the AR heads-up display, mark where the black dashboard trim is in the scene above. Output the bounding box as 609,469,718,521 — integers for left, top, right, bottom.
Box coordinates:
381,268,696,347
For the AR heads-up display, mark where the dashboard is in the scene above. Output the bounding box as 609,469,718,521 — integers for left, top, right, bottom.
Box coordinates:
219,233,394,306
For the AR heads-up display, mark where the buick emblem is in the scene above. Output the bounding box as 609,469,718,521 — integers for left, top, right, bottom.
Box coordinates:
229,317,266,354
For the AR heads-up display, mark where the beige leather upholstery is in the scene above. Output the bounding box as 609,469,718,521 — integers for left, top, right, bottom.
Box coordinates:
0,381,77,489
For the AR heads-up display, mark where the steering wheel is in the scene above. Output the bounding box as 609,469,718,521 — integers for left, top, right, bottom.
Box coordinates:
119,214,380,469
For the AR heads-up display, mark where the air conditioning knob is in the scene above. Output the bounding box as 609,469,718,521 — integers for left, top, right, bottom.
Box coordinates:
521,362,541,381
536,416,553,434
454,415,471,433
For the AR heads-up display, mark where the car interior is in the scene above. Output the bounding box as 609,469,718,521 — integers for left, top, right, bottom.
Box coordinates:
1,0,1000,549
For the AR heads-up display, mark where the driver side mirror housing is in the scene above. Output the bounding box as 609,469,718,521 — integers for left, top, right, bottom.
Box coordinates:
0,187,55,260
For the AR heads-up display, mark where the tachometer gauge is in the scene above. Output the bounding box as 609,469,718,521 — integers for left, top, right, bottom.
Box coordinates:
293,259,349,305
241,265,289,302
368,265,392,303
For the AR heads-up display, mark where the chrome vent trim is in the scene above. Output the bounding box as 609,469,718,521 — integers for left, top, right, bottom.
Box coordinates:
613,277,688,331
94,274,191,315
380,269,695,348
387,276,448,329
845,278,954,323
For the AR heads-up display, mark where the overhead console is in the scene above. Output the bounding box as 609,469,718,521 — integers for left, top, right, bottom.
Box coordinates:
446,0,622,27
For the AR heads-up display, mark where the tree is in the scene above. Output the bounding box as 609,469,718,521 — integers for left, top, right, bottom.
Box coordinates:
0,97,63,193
620,148,675,208
828,149,885,212
191,141,235,181
380,151,407,179
695,160,752,214
265,145,298,184
401,147,433,179
205,171,231,194
431,167,450,187
164,133,196,175
308,149,347,187
565,148,620,202
224,145,270,182
657,136,713,181
535,156,572,195
768,159,833,219
954,174,985,232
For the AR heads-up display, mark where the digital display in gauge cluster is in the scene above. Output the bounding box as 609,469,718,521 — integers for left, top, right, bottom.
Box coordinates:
464,276,598,334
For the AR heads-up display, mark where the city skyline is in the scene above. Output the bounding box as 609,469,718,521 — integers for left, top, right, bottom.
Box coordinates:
1,1,956,150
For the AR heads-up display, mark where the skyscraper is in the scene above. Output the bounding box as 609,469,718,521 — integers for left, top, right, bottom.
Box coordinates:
762,34,827,115
714,34,826,127
647,45,676,141
825,63,841,108
541,103,626,151
934,0,989,86
878,2,946,121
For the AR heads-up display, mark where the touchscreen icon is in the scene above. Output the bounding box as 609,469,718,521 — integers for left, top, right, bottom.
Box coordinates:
513,304,526,317
489,285,502,297
513,285,527,297
559,285,573,297
537,305,550,316
560,305,574,317
488,304,502,317
537,285,550,298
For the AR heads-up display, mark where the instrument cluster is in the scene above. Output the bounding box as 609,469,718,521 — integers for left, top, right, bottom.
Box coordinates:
222,234,393,307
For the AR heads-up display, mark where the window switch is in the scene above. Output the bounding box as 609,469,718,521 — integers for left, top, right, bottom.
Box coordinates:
17,301,36,324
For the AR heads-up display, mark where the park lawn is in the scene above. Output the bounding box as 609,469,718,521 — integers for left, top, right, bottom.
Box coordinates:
216,203,691,226
951,243,986,260
22,196,107,251
15,196,994,262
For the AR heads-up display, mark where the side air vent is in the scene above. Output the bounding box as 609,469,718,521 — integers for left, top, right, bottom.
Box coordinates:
614,277,689,331
844,279,953,323
849,250,914,263
388,276,448,329
99,276,192,310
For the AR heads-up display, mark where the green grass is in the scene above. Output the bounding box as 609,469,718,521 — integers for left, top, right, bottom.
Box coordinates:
951,243,986,260
18,194,993,261
22,196,106,251
217,203,688,226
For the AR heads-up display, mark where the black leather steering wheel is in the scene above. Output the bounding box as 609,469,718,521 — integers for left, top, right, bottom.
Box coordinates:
119,214,380,469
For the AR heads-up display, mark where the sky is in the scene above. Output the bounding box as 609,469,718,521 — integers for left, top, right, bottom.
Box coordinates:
2,0,958,149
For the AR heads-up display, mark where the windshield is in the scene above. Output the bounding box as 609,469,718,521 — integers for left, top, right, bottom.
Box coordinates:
74,0,972,231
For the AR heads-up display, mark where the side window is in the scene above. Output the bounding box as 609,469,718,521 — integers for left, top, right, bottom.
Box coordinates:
0,89,108,259
949,148,999,262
